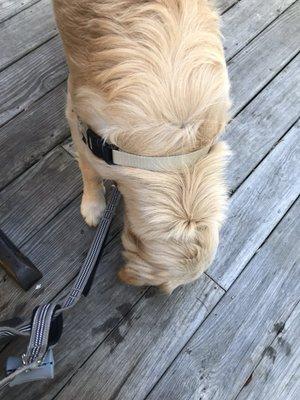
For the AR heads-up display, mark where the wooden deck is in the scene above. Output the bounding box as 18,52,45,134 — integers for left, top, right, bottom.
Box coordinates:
0,0,299,399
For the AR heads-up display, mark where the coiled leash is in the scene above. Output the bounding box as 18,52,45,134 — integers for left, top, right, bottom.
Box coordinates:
0,184,121,389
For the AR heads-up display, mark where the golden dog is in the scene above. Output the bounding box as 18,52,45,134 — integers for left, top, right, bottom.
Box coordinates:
53,0,231,292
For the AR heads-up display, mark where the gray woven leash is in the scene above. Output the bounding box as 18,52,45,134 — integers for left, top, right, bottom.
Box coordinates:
0,184,121,389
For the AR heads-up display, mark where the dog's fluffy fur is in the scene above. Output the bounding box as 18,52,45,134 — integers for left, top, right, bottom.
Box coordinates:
53,0,231,292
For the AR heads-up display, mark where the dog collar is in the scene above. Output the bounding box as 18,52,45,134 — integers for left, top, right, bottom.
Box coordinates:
82,128,211,172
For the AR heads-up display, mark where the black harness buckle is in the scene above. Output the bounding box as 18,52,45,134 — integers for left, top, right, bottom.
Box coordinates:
83,129,115,165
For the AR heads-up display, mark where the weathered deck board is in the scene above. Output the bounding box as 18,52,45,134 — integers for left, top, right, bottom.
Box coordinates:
0,0,57,71
229,0,300,115
208,121,299,288
41,120,299,400
0,147,81,247
216,0,240,13
225,54,300,191
223,0,296,60
147,200,300,400
0,82,68,190
0,0,41,23
0,35,67,126
235,302,300,400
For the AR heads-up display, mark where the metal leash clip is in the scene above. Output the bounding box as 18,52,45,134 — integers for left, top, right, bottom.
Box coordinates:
5,348,54,386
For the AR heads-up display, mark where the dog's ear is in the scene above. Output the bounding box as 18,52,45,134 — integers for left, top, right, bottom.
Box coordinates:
119,266,180,294
118,265,148,287
118,266,136,285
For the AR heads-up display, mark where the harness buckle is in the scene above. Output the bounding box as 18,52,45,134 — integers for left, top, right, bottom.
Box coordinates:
6,348,54,386
84,129,115,165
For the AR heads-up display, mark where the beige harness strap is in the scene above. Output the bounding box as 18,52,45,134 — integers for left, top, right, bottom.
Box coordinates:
112,145,211,171
83,127,211,171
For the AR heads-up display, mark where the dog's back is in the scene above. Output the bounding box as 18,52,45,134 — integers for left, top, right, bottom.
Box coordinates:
53,0,230,155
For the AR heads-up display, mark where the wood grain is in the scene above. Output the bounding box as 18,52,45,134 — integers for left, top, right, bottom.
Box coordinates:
147,200,300,400
0,241,223,400
0,82,68,190
0,0,41,23
224,54,300,191
215,0,240,14
229,0,300,115
208,121,300,288
0,147,81,247
235,302,300,400
223,0,296,60
0,0,57,71
0,35,67,126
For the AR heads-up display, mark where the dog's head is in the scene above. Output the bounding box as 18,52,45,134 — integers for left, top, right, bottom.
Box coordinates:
116,142,230,293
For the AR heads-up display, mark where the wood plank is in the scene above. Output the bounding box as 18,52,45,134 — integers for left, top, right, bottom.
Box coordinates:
215,0,240,14
208,122,299,289
147,200,300,400
0,0,57,71
12,114,299,400
62,138,77,158
229,0,300,115
235,302,300,400
0,147,82,247
0,0,41,23
0,35,67,126
223,0,296,60
0,82,68,190
224,54,300,191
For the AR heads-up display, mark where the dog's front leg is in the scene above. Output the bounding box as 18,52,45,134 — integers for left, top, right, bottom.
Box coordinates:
78,154,106,227
66,90,106,227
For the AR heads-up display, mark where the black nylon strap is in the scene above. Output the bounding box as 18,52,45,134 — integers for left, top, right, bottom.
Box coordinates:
83,129,116,165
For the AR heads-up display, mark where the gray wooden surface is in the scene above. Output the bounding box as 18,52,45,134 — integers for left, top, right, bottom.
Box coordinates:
0,1,299,399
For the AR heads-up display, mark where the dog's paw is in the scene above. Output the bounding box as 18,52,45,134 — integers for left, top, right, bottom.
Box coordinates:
80,193,106,227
